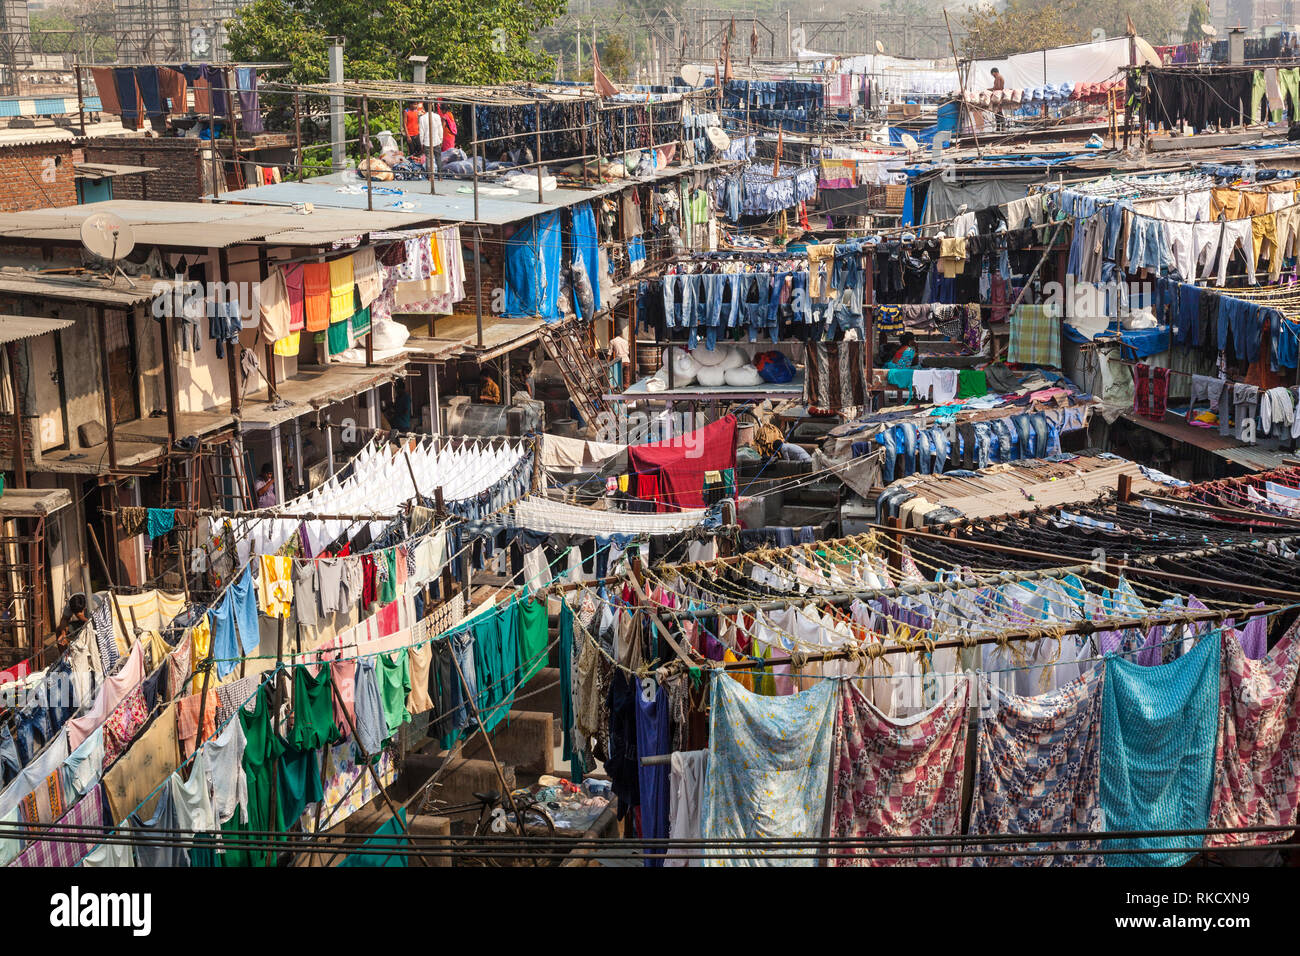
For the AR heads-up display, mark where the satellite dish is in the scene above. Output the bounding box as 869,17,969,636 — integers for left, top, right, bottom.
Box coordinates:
680,64,704,87
876,40,885,53
900,133,920,152
1201,23,1217,36
80,212,137,286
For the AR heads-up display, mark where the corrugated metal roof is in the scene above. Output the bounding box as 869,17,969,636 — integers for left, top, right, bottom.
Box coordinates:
0,271,185,306
0,200,439,249
0,487,73,517
207,161,734,226
0,314,74,344
74,163,157,180
1214,444,1297,472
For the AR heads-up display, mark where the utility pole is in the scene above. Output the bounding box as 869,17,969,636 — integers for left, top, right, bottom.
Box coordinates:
328,36,345,173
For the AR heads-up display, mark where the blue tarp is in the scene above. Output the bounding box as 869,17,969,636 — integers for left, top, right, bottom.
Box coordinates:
1063,323,1171,359
1099,632,1220,867
503,210,561,321
568,201,600,319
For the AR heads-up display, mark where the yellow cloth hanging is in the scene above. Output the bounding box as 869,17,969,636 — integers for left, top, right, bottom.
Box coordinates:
328,255,355,323
272,330,300,356
258,554,295,618
189,614,212,694
723,649,753,692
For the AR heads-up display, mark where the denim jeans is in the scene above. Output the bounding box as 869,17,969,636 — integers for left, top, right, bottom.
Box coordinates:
895,423,918,476
452,632,478,730
994,419,1018,461
661,274,679,328
972,422,993,469
916,430,932,474
790,271,810,324
1012,414,1034,458
1029,412,1050,459
927,427,949,474
743,274,771,342
875,431,897,482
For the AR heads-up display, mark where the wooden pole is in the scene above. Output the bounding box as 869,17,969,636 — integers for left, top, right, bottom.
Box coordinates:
362,95,373,212
94,305,118,472
6,343,26,488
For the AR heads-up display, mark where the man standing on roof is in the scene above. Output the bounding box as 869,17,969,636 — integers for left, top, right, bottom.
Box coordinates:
403,102,424,157
419,101,443,172
989,67,1006,131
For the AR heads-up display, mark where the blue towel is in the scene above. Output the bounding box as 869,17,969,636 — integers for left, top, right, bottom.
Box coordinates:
210,564,260,678
1100,632,1220,866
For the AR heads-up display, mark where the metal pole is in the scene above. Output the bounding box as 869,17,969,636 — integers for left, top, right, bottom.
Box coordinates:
293,92,303,181
536,100,545,203
75,64,86,137
362,95,373,211
474,227,484,351
329,37,345,172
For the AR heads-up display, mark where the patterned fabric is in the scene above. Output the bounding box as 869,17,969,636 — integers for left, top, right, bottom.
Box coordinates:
1208,623,1300,847
968,668,1104,866
1100,632,1220,866
701,676,836,867
101,686,148,767
18,765,69,826
13,784,104,867
804,342,868,411
1007,303,1062,368
91,597,120,674
829,677,969,866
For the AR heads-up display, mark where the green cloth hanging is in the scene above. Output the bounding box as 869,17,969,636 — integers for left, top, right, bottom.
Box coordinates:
517,594,548,685
290,664,340,751
377,650,411,738
339,809,409,867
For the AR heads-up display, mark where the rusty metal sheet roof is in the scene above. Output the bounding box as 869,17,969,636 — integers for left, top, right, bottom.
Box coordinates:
0,314,75,344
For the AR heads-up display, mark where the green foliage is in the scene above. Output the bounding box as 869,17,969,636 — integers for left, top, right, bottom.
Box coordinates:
1184,0,1210,44
225,0,565,86
960,0,1193,58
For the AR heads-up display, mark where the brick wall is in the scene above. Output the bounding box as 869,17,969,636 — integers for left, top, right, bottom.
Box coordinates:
0,416,39,472
0,142,78,212
82,139,209,203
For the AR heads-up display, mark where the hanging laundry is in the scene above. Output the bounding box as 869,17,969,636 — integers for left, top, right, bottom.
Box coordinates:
702,676,836,866
828,677,970,867
1099,633,1220,866
1207,624,1300,849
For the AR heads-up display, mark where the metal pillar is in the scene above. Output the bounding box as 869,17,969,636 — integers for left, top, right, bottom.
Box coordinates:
329,37,345,172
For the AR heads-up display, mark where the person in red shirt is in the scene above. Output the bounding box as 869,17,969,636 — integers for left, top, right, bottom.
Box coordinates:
403,102,424,156
437,102,457,153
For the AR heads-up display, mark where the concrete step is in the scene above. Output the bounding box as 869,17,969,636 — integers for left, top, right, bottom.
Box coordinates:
343,808,454,867
518,666,563,718
458,710,554,774
399,752,517,811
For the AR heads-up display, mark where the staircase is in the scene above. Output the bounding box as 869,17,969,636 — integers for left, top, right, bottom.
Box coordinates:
537,322,611,430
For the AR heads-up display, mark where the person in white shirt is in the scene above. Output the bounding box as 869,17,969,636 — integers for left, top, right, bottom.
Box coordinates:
418,102,443,171
609,333,630,389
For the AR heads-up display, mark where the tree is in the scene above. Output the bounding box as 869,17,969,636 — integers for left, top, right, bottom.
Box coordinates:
960,0,1193,58
225,0,565,86
1184,0,1209,43
959,1,1083,59
599,34,634,82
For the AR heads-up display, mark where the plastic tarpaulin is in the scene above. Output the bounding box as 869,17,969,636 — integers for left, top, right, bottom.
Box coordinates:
966,36,1157,91
1099,632,1220,867
503,210,561,320
568,201,601,318
701,676,836,866
626,414,736,511
922,177,1038,227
